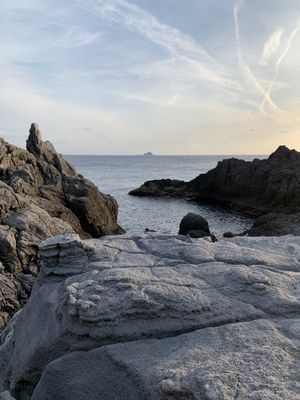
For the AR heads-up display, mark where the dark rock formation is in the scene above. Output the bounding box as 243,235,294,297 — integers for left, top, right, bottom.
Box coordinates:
179,213,210,238
129,179,188,198
245,212,300,236
0,123,124,328
130,146,300,236
179,213,218,242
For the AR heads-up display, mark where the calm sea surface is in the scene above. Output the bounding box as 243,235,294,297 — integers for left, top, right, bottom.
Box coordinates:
65,155,262,237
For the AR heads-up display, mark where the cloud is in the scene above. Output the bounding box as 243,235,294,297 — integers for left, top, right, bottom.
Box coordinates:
233,1,281,114
53,27,103,48
275,19,300,70
260,28,284,66
116,90,183,109
1,0,300,154
260,18,300,113
0,1,42,11
0,62,127,153
84,0,238,91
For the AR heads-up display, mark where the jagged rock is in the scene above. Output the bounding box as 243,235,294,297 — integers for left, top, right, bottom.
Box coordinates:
0,226,21,274
129,178,188,197
0,264,19,330
26,123,77,178
26,123,42,157
63,176,122,237
0,124,124,328
246,212,300,236
179,212,210,238
0,182,26,221
1,233,300,399
130,146,300,236
4,204,74,275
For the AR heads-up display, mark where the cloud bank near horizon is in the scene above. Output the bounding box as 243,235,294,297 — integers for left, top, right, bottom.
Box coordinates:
0,0,300,154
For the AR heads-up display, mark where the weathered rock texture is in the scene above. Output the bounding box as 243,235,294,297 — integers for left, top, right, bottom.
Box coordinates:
1,233,300,399
129,146,300,236
0,124,123,328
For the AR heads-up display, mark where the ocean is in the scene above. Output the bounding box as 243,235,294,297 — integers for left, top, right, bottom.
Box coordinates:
65,155,261,237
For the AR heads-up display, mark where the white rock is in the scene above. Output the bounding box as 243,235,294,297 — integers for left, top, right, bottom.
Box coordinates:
1,233,300,399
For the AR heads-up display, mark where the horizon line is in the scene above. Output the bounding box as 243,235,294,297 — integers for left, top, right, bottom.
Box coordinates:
64,153,268,157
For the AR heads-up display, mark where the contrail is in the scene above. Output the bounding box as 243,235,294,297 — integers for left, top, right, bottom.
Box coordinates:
234,1,280,113
260,18,300,113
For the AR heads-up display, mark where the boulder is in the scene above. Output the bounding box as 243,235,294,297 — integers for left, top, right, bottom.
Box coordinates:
0,233,300,399
179,212,210,238
0,124,124,328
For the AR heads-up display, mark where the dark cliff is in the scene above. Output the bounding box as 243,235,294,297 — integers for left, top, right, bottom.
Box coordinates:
130,145,300,236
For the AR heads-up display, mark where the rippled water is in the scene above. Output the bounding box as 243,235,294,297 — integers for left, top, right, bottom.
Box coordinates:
66,155,260,237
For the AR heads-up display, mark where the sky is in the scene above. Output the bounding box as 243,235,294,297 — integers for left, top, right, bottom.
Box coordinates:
0,0,300,155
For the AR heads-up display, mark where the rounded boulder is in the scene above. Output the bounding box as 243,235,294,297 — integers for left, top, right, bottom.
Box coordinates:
179,213,210,238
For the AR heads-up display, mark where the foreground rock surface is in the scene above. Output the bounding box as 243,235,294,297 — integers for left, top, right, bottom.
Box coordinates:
0,124,123,328
129,146,300,236
1,233,300,399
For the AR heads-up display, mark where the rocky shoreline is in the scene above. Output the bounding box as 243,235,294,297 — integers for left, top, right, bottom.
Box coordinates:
0,124,124,329
0,128,299,399
129,145,300,236
1,232,300,399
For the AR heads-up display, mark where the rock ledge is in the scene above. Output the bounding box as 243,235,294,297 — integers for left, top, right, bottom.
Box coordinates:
1,232,300,399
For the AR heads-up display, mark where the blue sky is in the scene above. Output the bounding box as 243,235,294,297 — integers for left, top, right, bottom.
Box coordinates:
0,0,300,154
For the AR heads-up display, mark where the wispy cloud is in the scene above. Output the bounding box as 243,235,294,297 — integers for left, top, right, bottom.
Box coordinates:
85,0,238,91
117,91,183,108
0,62,127,152
260,28,284,66
233,1,281,114
1,0,300,154
260,18,300,113
53,27,102,47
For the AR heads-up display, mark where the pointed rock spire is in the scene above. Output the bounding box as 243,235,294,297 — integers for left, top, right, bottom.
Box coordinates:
26,123,43,157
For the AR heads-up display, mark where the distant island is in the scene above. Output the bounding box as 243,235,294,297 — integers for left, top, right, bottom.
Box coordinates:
144,151,154,156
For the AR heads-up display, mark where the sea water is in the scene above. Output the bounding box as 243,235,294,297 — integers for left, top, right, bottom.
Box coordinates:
66,155,261,236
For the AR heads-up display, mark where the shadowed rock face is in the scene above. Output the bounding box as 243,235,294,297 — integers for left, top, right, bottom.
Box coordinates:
179,212,210,237
0,124,124,328
1,233,300,399
129,145,300,236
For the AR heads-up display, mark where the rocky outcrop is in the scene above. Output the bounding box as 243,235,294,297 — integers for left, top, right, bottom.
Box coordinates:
0,124,124,327
0,264,19,330
179,212,217,241
0,233,300,399
245,212,300,236
130,146,300,236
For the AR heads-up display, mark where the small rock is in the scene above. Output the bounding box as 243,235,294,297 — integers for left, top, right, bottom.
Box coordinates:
179,213,210,238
